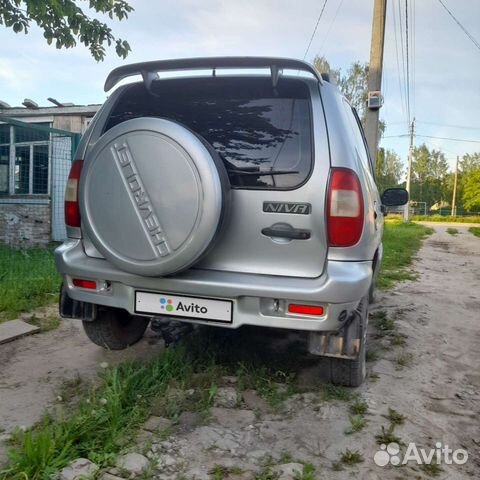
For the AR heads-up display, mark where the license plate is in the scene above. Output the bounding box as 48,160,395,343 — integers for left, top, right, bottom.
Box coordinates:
135,291,233,323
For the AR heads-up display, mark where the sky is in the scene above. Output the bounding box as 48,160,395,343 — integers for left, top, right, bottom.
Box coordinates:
1,0,480,171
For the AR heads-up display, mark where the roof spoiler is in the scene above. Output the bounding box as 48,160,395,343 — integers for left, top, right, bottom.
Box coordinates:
104,56,323,92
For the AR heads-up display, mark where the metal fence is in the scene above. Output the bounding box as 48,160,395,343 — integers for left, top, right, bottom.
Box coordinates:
0,117,80,321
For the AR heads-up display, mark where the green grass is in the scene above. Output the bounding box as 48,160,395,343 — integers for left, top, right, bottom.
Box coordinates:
345,414,367,434
469,227,480,238
0,245,60,322
338,449,364,466
412,214,480,223
378,221,434,289
446,228,459,235
0,328,299,480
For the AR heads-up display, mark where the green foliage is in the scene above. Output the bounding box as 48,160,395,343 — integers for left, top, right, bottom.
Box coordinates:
377,221,434,289
375,148,404,191
469,227,480,237
463,169,480,211
294,463,316,480
0,0,133,61
412,214,480,223
0,245,60,322
345,414,367,434
386,408,406,426
339,449,364,466
410,144,450,209
446,228,459,235
349,399,368,416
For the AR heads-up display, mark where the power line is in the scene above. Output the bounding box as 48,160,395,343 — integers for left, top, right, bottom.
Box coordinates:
416,120,480,131
415,134,480,144
303,0,329,60
405,0,411,123
316,0,345,54
383,133,480,144
436,0,480,52
392,1,408,126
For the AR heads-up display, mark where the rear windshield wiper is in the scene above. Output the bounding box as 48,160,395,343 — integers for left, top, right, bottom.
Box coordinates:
227,168,299,176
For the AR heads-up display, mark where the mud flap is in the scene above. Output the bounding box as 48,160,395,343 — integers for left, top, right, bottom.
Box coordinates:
308,300,367,360
59,283,97,321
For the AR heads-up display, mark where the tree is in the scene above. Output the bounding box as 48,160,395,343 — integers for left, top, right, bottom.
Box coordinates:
410,144,449,208
313,55,368,119
313,55,384,144
375,148,403,191
463,169,480,212
0,0,133,61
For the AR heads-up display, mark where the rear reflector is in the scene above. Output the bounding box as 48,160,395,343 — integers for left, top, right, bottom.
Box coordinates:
327,167,364,247
65,160,84,228
72,278,97,290
288,304,324,316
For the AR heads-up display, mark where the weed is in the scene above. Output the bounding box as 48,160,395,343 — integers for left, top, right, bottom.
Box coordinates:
279,451,294,464
27,313,61,333
396,351,413,369
375,425,403,445
210,464,244,480
377,222,433,289
320,384,353,402
469,227,480,238
446,228,459,235
255,464,278,480
294,463,316,480
339,449,364,465
386,408,406,426
371,311,395,334
366,350,379,362
368,372,380,382
345,414,367,434
420,462,443,477
390,333,407,346
350,399,368,415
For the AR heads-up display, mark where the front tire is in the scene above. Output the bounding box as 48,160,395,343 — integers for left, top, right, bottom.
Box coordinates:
82,308,149,350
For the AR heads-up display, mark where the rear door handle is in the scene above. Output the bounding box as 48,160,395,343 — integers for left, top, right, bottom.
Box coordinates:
261,226,311,240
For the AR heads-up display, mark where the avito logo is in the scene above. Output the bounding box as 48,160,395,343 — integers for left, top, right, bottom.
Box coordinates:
159,297,208,314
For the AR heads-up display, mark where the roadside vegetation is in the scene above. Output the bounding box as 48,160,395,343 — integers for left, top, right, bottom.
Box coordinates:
0,329,301,480
0,245,60,322
412,214,480,223
446,228,459,235
377,220,434,289
469,227,480,238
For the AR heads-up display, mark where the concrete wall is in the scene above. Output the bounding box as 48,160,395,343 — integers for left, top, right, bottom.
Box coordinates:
0,202,51,246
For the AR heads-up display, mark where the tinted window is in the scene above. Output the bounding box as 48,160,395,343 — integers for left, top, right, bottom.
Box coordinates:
105,77,313,189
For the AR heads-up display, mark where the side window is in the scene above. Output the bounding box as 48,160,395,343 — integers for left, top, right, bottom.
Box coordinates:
342,100,374,176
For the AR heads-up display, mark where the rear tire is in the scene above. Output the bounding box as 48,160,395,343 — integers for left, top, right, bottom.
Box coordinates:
82,308,149,350
327,299,368,387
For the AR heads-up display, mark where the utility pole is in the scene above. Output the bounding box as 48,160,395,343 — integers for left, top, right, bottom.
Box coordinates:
404,118,415,221
451,155,459,216
365,0,387,167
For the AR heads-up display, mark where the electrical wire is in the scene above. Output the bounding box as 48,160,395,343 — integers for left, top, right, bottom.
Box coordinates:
436,0,480,52
415,134,480,144
316,0,345,54
416,120,480,131
405,0,411,123
303,0,329,60
392,0,408,126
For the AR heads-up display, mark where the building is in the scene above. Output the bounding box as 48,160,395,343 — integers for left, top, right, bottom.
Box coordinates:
0,99,100,245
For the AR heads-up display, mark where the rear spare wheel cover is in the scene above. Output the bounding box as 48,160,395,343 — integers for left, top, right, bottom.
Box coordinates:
80,118,228,276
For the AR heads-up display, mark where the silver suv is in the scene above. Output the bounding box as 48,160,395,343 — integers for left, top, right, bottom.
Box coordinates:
55,57,407,387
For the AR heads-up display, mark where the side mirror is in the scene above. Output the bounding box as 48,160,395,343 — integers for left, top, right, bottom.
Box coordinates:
381,188,409,207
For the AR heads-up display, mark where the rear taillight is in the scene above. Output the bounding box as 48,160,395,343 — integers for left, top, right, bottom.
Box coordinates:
327,168,364,247
65,160,84,228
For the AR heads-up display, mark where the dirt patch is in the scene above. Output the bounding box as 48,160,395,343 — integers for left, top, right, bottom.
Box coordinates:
2,224,479,479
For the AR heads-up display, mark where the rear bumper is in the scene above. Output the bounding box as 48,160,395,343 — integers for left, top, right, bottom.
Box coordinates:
55,240,373,332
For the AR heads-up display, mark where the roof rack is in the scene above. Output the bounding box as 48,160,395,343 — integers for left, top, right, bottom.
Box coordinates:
104,56,323,92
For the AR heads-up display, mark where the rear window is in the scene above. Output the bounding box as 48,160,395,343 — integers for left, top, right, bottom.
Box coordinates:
105,77,313,189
